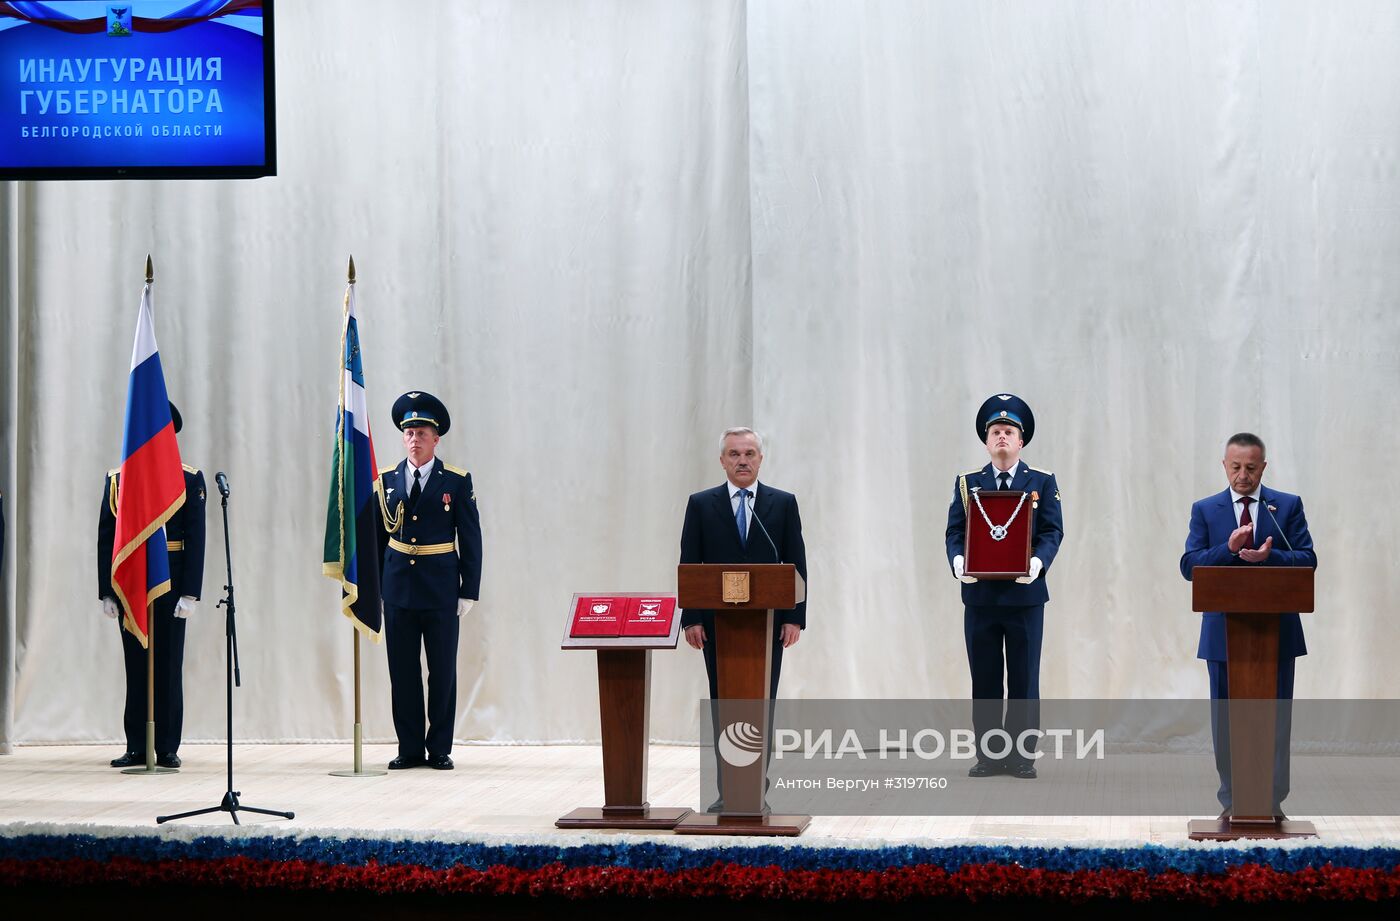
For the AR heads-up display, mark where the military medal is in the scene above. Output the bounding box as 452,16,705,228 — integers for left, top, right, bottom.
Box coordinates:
972,489,1029,541
443,491,452,511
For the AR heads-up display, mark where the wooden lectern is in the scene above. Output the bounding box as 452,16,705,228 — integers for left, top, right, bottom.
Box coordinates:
556,594,692,829
673,563,810,837
1187,566,1317,840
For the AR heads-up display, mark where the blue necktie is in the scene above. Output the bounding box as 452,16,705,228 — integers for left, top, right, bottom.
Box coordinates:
735,488,749,547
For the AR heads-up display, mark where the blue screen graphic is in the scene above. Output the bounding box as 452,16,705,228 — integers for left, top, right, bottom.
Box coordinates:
0,1,272,175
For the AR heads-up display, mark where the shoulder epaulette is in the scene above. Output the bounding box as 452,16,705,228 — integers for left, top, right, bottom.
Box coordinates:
108,467,120,478
182,463,200,475
379,465,396,476
1028,466,1054,475
442,462,469,476
962,468,983,476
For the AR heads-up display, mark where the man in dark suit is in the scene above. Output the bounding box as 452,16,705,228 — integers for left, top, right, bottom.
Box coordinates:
1180,432,1316,816
680,427,807,812
376,391,483,771
945,394,1064,779
97,403,206,769
680,427,807,701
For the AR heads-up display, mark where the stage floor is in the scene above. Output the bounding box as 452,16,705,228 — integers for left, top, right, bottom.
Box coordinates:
2,742,1398,845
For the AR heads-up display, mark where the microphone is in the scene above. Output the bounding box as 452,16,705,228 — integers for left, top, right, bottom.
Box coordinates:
215,471,230,498
1256,493,1294,551
746,492,781,563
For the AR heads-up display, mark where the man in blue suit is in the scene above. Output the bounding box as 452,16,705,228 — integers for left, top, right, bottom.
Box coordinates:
945,394,1064,778
376,391,483,771
1180,432,1316,816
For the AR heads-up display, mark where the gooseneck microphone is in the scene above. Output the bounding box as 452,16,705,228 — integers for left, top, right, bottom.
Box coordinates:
746,492,781,563
215,471,230,498
1256,493,1294,551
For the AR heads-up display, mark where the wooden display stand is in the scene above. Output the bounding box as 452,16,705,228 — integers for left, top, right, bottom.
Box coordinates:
1187,566,1318,841
673,563,810,837
555,593,692,830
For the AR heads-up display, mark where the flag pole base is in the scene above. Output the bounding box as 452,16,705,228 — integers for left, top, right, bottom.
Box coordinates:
123,721,177,774
330,723,386,777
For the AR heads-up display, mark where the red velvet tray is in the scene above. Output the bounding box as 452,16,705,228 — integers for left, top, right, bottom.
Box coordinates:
963,490,1035,579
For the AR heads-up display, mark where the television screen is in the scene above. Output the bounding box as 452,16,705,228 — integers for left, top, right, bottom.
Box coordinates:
0,0,275,179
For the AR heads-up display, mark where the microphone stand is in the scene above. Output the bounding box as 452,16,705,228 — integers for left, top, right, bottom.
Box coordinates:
158,474,293,826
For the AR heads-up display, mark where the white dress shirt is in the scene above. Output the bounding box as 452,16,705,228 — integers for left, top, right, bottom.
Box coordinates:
406,458,435,496
1230,485,1263,527
728,480,759,518
991,461,1020,489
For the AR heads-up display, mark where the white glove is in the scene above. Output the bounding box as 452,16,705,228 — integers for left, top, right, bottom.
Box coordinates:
102,597,119,619
174,596,198,618
1015,557,1044,585
457,598,476,617
953,555,977,584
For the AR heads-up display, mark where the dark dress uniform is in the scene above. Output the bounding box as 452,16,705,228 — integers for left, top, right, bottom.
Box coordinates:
375,393,483,765
97,464,207,759
944,395,1064,773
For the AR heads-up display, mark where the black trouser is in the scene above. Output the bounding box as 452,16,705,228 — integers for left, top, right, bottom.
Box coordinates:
118,594,186,754
384,602,459,759
964,603,1043,767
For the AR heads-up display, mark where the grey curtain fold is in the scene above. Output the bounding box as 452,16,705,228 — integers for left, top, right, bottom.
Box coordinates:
1,1,1396,748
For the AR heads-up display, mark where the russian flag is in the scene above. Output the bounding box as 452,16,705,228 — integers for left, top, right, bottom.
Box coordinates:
323,282,383,638
110,282,186,647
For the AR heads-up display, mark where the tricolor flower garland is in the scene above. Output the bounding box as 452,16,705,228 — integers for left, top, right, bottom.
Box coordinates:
2,828,1397,903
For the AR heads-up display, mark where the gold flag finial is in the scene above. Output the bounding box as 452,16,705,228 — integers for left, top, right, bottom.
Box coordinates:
347,255,356,285
145,254,154,284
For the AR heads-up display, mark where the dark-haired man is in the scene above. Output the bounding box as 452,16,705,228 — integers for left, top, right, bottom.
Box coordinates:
1180,432,1317,816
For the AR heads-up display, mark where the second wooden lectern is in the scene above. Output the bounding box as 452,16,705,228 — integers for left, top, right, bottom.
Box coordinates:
674,563,810,836
1187,566,1317,841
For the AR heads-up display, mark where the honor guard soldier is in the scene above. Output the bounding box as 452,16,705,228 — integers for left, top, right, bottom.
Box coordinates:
376,391,483,771
944,394,1063,779
97,402,206,769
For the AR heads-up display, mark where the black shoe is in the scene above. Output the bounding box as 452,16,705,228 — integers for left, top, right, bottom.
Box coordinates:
1218,807,1232,820
156,752,181,769
1008,762,1036,779
968,761,1000,778
109,751,142,768
427,754,454,770
705,797,724,814
387,755,424,770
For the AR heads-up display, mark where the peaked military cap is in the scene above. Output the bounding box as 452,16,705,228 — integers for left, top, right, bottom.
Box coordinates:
392,391,450,436
976,393,1034,446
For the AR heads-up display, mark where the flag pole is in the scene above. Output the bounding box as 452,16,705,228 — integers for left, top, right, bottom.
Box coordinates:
331,255,384,778
123,256,177,776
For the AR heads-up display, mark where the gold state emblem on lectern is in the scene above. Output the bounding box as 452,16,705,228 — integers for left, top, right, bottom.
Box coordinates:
721,571,750,604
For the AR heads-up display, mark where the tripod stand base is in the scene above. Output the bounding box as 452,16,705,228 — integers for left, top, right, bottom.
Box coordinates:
157,790,295,825
330,769,387,777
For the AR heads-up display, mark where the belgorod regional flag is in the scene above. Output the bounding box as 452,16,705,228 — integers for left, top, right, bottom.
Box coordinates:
323,282,383,638
110,281,186,647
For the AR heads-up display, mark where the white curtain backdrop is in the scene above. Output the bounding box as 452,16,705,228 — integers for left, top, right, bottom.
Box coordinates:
2,0,1398,751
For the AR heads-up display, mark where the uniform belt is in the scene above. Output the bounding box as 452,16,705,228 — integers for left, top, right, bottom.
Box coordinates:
168,541,185,551
388,538,455,557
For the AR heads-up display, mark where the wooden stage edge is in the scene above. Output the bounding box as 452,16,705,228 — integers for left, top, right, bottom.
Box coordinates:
2,743,1395,845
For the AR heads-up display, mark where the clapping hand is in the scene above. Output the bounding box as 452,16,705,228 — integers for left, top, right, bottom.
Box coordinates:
1239,536,1273,563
